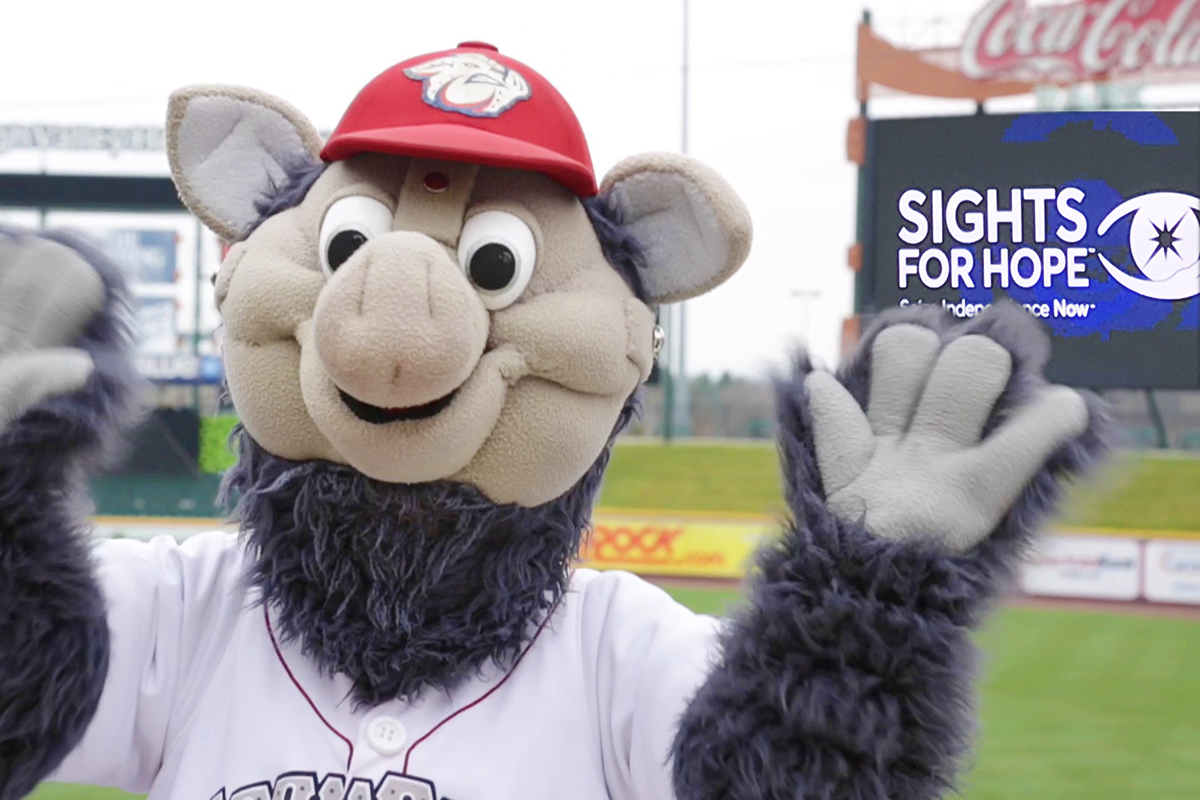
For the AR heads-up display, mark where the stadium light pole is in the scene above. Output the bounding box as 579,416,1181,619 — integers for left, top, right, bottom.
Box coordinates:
673,0,692,439
192,218,204,411
658,0,695,443
661,0,691,443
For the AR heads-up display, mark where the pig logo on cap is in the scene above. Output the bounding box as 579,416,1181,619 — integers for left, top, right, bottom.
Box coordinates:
404,53,532,118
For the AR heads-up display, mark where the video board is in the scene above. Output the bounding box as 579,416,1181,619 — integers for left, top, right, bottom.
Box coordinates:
866,111,1199,389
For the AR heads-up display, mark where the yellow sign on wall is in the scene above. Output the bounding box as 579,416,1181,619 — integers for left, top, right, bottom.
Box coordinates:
578,512,777,579
90,514,1199,583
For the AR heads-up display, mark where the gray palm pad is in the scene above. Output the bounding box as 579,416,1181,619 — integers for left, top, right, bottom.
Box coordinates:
0,234,105,430
804,324,1089,552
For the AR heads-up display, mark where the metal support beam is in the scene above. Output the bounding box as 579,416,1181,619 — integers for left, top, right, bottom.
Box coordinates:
670,0,693,439
1147,389,1169,449
0,173,185,212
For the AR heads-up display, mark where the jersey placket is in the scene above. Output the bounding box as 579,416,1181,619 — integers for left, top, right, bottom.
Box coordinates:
265,595,563,794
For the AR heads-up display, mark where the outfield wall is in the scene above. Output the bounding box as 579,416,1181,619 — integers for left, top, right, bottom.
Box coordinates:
93,512,1200,606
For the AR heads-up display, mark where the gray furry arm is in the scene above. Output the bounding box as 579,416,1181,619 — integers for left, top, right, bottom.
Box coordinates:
0,230,143,800
671,305,1109,800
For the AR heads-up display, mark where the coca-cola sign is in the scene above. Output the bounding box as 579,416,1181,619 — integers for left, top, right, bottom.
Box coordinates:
961,0,1200,81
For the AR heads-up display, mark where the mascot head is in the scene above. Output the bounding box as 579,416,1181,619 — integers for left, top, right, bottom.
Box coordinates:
167,41,751,507
165,42,752,704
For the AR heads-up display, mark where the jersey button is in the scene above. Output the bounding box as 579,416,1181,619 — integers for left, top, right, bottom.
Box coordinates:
366,716,407,756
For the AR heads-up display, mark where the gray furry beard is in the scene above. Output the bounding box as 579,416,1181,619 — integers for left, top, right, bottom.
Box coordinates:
218,399,634,708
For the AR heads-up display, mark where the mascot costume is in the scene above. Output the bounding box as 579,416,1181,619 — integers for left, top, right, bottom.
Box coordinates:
0,43,1107,800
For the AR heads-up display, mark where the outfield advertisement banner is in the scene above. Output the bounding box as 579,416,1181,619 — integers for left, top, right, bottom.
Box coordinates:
1143,540,1200,605
92,514,778,581
92,515,779,577
578,513,774,579
1019,534,1142,600
91,516,1199,604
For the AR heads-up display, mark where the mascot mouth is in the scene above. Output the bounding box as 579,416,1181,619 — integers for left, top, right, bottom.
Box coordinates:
338,388,459,424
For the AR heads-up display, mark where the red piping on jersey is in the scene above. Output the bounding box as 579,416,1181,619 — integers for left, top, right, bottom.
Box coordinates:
264,606,356,770
402,595,563,774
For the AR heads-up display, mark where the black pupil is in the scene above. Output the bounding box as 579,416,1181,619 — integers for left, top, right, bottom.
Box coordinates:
469,243,516,291
327,229,368,271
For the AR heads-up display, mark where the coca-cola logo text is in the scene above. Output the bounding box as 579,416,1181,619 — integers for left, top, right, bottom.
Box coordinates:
961,0,1200,80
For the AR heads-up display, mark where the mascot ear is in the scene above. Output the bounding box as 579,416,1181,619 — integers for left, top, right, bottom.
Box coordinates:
599,153,752,304
166,85,324,241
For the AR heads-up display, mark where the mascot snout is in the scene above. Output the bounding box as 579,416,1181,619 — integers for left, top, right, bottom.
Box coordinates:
312,231,489,413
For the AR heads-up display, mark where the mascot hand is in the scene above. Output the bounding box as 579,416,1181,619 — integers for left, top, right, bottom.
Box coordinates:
804,315,1089,552
0,230,141,800
0,234,106,430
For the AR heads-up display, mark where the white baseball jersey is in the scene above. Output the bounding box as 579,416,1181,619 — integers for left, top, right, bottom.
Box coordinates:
50,531,723,800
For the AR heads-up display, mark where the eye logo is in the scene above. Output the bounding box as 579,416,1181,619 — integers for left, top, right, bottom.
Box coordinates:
404,53,532,118
1096,191,1200,301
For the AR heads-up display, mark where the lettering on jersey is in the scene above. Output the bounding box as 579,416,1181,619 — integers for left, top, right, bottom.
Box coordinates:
209,772,437,800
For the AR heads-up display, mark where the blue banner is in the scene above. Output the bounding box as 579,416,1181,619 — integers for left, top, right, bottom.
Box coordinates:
134,297,177,354
105,229,178,285
136,354,225,385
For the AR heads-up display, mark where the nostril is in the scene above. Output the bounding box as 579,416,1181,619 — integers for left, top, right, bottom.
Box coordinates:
391,363,403,386
423,172,450,193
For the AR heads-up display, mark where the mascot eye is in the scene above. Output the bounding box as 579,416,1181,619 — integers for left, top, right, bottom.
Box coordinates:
457,210,537,310
318,196,394,276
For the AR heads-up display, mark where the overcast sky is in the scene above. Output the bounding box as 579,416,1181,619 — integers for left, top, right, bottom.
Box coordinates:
2,0,1185,377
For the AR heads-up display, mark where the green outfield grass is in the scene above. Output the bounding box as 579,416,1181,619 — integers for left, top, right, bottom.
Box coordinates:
201,415,1200,533
597,440,1200,534
601,439,786,516
664,587,1200,800
1054,453,1200,532
29,788,133,800
33,587,1199,800
963,606,1200,800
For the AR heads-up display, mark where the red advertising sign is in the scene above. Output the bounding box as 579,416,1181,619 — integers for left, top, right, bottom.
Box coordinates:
854,0,1200,103
963,0,1200,82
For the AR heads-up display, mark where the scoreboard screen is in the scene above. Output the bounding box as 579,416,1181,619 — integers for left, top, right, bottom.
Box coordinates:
865,111,1199,389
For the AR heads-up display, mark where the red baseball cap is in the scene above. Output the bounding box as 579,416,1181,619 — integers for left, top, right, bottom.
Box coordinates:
321,42,598,197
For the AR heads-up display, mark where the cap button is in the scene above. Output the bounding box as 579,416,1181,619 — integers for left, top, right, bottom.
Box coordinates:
457,41,498,52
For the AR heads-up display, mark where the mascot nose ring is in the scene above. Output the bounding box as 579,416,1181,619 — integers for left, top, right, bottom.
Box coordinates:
652,325,665,356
